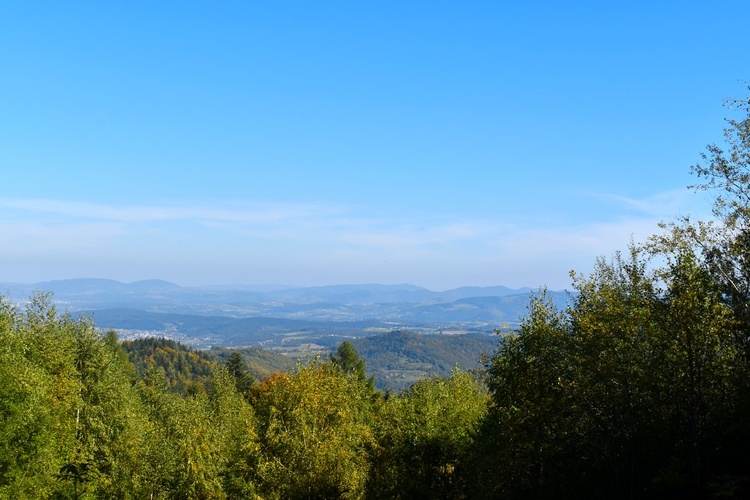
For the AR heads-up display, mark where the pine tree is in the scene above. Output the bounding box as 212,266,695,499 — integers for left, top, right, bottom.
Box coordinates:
225,351,255,396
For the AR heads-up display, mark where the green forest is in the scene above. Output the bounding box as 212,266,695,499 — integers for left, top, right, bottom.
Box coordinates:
3,95,750,498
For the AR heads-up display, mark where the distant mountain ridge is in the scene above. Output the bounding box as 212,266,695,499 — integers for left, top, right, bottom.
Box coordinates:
1,279,570,348
0,278,550,306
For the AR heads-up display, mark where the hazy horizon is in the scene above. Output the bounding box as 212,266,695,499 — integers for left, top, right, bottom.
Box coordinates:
1,277,543,294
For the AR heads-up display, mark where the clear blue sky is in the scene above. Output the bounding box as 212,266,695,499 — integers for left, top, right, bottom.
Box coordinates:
1,1,748,290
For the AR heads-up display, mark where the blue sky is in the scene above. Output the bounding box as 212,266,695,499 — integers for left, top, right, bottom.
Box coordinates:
1,1,748,290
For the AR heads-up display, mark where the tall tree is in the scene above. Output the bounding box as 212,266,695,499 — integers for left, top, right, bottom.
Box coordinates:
251,360,375,499
209,367,261,498
0,294,155,498
569,249,666,499
652,91,750,489
476,289,582,499
331,340,375,392
666,91,750,344
137,367,226,498
0,297,64,497
666,250,737,489
225,350,255,396
371,367,487,499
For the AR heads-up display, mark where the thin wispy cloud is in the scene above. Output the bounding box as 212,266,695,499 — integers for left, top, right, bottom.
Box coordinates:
586,189,709,219
0,219,127,255
338,222,491,248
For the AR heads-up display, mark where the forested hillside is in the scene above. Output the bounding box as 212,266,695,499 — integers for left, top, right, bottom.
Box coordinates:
352,330,496,391
120,331,494,394
121,337,218,395
3,95,750,498
209,346,297,381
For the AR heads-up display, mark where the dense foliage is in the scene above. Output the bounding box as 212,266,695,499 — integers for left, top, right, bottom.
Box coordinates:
0,300,486,499
471,93,750,499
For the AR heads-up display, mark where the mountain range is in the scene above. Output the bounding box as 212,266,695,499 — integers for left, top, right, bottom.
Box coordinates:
0,279,570,348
